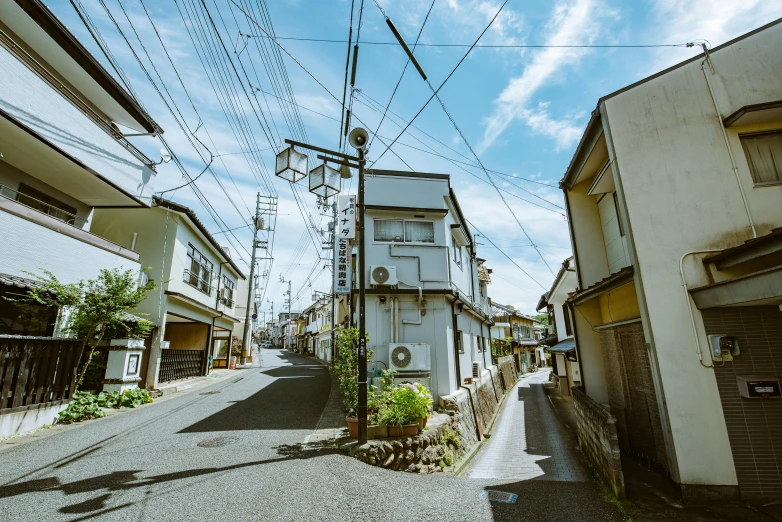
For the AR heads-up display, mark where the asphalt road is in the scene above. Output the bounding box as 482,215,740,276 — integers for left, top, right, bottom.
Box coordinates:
0,350,621,522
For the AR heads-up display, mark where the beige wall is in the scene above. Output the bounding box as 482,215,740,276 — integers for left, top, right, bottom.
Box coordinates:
164,322,209,351
599,24,782,487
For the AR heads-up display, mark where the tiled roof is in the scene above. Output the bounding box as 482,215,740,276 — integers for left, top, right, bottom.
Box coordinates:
0,273,47,291
478,264,492,284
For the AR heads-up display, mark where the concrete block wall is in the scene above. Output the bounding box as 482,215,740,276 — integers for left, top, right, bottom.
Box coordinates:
573,386,625,499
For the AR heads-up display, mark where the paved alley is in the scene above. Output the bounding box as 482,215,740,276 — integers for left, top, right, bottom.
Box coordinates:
464,370,590,482
0,352,620,522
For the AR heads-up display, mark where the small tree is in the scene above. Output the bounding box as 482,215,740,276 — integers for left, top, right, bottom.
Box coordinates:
534,314,549,324
333,326,372,417
26,268,156,388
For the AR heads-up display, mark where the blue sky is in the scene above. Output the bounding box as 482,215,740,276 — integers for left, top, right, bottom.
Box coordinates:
51,0,782,317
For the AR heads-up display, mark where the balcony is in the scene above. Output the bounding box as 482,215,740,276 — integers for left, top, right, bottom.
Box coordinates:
182,269,213,296
0,184,87,228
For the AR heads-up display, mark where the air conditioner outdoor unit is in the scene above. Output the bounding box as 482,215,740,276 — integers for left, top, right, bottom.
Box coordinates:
370,265,397,286
472,360,483,378
388,343,430,372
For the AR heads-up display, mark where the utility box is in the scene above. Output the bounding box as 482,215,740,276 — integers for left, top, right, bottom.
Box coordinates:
736,376,781,399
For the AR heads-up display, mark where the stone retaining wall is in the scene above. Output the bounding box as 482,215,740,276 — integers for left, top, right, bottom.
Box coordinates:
350,413,462,473
497,355,517,391
573,387,625,499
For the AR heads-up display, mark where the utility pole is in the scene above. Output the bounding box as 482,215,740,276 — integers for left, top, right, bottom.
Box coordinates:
330,199,337,362
242,193,261,364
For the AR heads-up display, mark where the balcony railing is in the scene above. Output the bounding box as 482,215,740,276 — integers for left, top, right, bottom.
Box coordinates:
183,269,213,295
0,185,87,228
218,294,235,308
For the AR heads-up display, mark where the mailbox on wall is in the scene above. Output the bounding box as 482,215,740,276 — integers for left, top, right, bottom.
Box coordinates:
737,376,781,399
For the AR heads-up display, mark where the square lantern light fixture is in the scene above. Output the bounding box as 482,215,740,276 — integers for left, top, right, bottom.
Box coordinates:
275,146,308,182
308,163,341,198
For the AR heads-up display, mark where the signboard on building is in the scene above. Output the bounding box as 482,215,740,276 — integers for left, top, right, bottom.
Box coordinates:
337,195,356,239
335,238,351,294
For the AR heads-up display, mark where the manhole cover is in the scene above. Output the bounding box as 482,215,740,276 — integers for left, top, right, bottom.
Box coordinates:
197,436,239,448
199,391,220,395
480,490,518,504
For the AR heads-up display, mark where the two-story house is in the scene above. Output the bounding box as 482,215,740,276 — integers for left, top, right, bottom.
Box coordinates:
537,257,580,396
562,19,782,504
491,303,543,373
91,197,245,387
359,170,493,400
0,0,160,335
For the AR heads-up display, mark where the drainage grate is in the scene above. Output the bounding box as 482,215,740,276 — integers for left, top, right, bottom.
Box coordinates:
199,391,221,395
197,436,239,448
480,490,518,504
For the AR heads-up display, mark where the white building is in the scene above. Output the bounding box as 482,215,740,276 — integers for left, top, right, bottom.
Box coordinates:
0,1,160,334
562,19,782,504
537,257,581,395
359,170,493,399
92,197,245,387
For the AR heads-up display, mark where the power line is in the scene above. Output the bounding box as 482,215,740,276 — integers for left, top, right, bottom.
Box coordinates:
243,35,691,49
369,0,509,166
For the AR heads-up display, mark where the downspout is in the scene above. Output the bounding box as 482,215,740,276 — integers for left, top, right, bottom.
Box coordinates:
700,45,757,238
451,294,462,388
680,250,723,368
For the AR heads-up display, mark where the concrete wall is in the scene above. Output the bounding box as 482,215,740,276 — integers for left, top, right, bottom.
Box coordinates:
0,402,69,439
600,24,782,487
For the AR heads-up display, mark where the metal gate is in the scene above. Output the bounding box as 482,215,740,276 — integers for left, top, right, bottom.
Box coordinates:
159,350,204,383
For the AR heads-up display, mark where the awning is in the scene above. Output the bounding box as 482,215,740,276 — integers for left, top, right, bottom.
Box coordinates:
547,338,576,353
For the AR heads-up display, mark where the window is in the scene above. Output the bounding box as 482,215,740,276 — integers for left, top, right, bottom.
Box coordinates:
16,184,79,226
741,130,782,184
457,330,464,354
221,275,234,305
612,192,624,236
452,236,462,268
563,304,572,336
186,244,213,294
374,219,434,243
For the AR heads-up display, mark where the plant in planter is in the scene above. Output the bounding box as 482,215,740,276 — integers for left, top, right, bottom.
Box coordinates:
333,326,372,437
376,382,433,437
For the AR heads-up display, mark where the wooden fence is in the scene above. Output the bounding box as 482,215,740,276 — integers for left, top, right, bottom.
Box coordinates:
159,349,204,383
0,336,81,414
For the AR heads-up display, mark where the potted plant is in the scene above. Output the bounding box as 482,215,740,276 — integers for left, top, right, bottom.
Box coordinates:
377,382,433,437
333,327,372,437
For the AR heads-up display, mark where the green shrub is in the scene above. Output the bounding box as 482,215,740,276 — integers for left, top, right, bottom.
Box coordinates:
97,388,152,409
333,327,371,416
58,391,106,423
375,381,434,426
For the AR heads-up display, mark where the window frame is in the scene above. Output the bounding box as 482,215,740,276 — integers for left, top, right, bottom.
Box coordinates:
452,236,463,268
373,218,436,244
186,243,214,295
739,129,782,186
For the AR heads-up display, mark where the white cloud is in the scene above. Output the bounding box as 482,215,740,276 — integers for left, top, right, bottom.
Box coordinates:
477,0,602,153
518,102,583,151
649,0,782,71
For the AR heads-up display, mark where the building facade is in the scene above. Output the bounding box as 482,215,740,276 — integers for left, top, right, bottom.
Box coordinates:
490,303,542,373
358,170,493,399
92,198,245,387
0,0,160,335
562,20,782,503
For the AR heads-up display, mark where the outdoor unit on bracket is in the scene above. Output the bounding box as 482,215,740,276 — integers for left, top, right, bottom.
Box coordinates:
388,343,430,372
370,265,397,286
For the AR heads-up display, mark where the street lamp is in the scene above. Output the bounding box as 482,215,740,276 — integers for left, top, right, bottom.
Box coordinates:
274,131,369,444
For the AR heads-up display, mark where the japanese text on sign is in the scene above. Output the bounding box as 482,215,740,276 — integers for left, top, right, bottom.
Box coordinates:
337,195,356,239
334,238,351,294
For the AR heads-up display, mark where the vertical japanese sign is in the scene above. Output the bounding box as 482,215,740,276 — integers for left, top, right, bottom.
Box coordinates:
337,195,356,239
334,238,351,294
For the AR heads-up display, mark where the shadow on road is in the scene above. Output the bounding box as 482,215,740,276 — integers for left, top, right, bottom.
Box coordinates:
0,441,341,516
178,363,331,433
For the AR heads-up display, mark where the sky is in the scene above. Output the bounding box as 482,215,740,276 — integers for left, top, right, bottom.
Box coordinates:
49,0,782,318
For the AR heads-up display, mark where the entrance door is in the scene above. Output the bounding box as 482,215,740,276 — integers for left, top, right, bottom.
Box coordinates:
212,337,230,368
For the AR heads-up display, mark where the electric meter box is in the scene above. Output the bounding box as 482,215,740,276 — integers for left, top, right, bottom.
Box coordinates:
736,376,781,399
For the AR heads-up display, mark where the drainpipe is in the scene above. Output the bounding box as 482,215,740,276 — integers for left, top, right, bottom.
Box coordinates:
451,293,462,389
567,300,585,393
699,44,757,239
394,297,400,343
679,250,724,368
